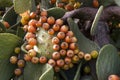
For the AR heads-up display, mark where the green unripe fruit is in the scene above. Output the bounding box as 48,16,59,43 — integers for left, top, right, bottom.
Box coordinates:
72,55,79,63
69,63,74,68
14,47,21,54
90,50,98,59
83,66,91,74
62,64,69,70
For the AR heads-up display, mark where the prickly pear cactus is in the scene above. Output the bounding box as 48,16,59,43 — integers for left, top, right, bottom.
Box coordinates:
96,44,120,80
0,0,120,80
0,33,21,80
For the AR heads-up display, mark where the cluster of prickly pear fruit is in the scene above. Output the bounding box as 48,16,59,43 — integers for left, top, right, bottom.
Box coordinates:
0,0,120,80
9,5,99,77
9,5,99,76
9,47,25,76
21,8,81,72
49,0,81,11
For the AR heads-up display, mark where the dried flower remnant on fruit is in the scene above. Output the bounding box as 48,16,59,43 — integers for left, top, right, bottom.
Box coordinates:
20,10,30,25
